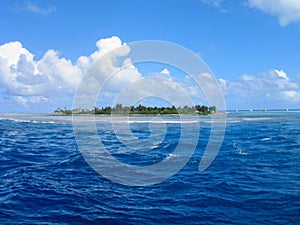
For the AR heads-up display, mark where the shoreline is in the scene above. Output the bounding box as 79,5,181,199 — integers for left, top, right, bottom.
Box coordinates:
49,109,300,117
50,113,198,117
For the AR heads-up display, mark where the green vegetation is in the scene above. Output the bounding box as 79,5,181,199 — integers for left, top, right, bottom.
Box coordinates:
54,104,216,115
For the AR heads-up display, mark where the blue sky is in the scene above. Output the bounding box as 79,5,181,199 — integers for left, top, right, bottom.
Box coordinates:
0,0,300,111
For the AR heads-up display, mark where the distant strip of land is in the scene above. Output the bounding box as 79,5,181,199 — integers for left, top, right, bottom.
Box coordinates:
54,104,216,115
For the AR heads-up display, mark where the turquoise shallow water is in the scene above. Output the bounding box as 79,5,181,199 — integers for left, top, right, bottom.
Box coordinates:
0,112,299,224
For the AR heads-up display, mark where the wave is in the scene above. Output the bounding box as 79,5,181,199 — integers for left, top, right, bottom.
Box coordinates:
226,120,242,123
242,117,273,122
0,111,298,126
166,153,179,160
127,120,199,124
1,111,299,224
0,117,64,124
233,142,248,155
260,137,272,141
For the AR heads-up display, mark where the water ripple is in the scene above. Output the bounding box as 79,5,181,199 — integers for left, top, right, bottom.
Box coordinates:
0,113,299,224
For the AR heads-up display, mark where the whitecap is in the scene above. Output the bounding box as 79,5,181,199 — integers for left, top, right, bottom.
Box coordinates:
242,117,272,122
237,150,248,155
128,120,199,124
166,153,178,160
11,119,31,123
233,143,248,155
225,119,241,123
260,137,272,141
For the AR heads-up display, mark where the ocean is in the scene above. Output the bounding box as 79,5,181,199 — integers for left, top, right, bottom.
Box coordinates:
0,111,299,224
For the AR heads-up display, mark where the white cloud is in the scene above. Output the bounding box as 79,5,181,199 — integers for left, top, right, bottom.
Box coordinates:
274,69,289,80
95,36,123,53
37,49,83,94
283,90,298,100
14,96,48,107
160,68,170,76
247,0,300,26
109,77,193,108
14,96,28,106
200,0,228,13
1,36,299,111
14,1,56,15
0,36,142,109
219,69,300,109
0,41,33,65
0,41,83,97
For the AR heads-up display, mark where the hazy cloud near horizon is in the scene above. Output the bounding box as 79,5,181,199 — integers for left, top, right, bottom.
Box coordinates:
219,70,300,109
0,36,299,111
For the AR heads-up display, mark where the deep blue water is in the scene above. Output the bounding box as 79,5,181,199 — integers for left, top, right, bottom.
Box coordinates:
0,112,299,224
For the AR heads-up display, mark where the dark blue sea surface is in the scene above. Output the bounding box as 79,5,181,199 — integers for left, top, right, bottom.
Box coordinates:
0,112,299,224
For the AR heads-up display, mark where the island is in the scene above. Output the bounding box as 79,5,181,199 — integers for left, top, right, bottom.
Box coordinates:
54,104,217,116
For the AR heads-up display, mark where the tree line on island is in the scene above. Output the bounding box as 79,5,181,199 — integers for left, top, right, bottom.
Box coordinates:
54,104,217,115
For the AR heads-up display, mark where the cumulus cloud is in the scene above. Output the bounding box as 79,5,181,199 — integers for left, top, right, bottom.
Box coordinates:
160,68,170,76
247,0,300,26
143,68,172,81
219,69,300,109
0,41,82,97
0,36,142,110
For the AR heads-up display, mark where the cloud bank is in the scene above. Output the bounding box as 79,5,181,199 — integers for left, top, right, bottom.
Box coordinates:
219,69,300,109
0,36,299,111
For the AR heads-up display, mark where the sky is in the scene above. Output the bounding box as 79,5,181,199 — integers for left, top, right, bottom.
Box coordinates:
0,0,300,112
